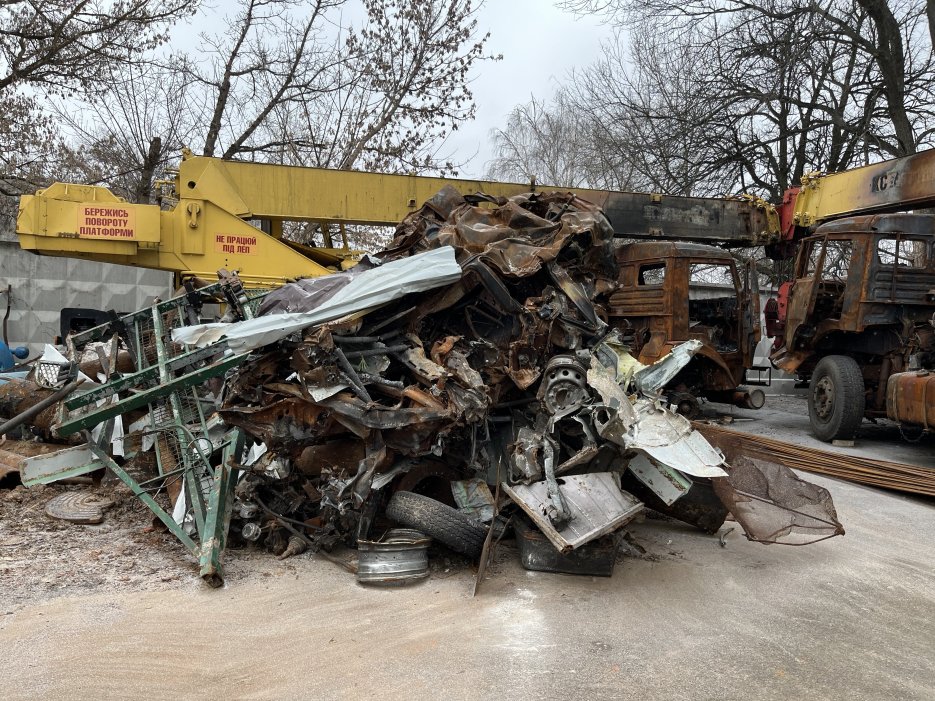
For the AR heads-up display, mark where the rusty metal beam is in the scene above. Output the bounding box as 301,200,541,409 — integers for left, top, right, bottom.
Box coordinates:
696,423,935,497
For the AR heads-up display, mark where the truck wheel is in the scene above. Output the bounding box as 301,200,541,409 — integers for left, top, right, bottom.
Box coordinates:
386,491,487,559
808,355,865,442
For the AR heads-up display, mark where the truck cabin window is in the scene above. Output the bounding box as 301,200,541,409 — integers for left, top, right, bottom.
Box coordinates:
638,263,666,285
804,240,822,277
802,239,851,282
689,263,735,293
877,237,928,269
688,262,738,352
820,240,852,282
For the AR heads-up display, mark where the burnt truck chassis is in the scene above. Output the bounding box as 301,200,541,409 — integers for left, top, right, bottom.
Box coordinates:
770,213,935,440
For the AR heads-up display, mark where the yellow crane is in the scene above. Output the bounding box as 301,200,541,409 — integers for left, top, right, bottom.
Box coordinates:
16,150,777,287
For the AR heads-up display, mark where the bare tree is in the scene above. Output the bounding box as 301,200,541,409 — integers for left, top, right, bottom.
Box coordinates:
546,0,935,199
53,63,199,203
577,35,743,197
0,1,196,227
272,0,495,174
186,0,345,160
179,0,493,175
486,89,609,187
0,0,196,94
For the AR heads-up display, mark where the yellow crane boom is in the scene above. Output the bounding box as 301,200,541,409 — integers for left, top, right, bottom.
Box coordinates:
17,151,778,287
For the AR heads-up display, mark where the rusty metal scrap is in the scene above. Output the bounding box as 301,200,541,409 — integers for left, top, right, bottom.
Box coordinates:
697,422,935,498
189,188,841,570
0,187,845,587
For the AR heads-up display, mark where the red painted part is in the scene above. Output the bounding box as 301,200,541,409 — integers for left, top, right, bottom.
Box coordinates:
778,187,800,241
764,283,791,338
764,297,780,337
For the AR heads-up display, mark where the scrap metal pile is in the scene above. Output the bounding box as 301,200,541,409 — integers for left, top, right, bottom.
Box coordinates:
0,187,843,586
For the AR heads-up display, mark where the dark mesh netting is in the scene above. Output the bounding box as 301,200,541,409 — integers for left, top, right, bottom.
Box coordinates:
697,426,845,545
713,455,844,545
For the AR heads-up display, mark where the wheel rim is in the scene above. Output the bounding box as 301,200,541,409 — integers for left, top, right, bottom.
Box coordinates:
813,375,835,421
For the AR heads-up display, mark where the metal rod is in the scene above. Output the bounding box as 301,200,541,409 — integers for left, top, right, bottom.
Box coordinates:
364,306,415,335
343,345,408,359
695,423,935,497
332,331,402,344
2,283,10,346
333,346,372,402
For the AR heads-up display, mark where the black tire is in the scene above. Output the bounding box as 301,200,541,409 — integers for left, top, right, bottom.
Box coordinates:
386,491,487,559
808,355,866,442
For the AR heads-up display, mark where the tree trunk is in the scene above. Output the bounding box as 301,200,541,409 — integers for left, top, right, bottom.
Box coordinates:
858,0,916,155
928,0,935,51
134,136,162,204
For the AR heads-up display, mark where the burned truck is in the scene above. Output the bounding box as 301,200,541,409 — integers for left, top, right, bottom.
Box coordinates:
608,241,764,417
769,213,935,441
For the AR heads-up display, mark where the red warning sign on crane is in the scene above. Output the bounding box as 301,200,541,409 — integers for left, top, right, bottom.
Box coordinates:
215,233,258,255
77,205,136,238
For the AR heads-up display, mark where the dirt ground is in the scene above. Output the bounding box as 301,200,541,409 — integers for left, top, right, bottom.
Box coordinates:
1,394,933,700
0,478,670,613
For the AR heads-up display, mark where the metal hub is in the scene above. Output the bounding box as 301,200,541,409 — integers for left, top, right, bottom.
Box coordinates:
668,391,700,419
538,355,589,415
813,376,835,420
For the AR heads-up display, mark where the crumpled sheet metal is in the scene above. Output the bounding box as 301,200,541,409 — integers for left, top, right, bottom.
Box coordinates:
502,473,644,553
586,349,727,479
633,339,703,395
391,189,616,279
713,456,845,545
697,427,846,545
172,246,462,351
257,268,358,316
623,400,728,478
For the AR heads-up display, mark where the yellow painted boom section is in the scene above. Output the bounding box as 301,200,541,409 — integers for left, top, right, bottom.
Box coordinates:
176,156,600,226
792,149,935,228
17,181,333,287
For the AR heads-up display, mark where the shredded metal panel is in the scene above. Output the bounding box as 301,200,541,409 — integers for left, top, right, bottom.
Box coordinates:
503,473,643,553
21,444,104,486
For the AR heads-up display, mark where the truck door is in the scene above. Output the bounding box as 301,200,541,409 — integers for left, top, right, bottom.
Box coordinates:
784,236,825,348
740,258,761,366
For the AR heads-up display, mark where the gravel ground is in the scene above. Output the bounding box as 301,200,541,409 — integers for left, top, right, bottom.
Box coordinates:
0,482,199,609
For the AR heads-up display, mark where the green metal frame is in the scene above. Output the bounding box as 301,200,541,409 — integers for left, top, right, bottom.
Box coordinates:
88,428,245,585
51,278,267,585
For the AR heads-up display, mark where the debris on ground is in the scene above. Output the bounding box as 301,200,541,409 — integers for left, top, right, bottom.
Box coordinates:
0,188,844,588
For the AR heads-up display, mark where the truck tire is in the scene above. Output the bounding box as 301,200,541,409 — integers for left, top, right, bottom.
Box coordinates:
808,355,865,442
386,491,487,559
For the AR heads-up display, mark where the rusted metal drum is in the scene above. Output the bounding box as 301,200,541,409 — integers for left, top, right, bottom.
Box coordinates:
886,371,935,428
357,528,431,585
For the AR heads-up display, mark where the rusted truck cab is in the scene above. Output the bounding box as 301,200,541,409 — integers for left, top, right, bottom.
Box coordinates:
607,241,762,415
770,213,935,440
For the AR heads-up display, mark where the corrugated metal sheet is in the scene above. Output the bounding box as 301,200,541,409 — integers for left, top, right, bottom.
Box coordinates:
0,241,172,352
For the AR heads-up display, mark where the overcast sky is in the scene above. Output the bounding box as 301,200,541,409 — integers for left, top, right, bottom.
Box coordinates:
446,1,615,178
168,1,615,178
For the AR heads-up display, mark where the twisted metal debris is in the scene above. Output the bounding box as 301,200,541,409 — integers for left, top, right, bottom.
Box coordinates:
0,188,843,585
